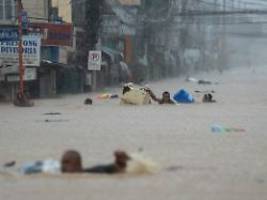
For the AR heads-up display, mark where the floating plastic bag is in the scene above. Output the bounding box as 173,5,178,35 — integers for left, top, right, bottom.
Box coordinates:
126,153,160,174
173,89,194,103
20,159,60,175
121,87,151,105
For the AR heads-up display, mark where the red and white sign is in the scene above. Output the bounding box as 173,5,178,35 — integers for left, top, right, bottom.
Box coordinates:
88,51,102,71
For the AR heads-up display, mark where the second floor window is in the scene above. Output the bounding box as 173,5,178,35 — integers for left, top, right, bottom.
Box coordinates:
0,0,15,21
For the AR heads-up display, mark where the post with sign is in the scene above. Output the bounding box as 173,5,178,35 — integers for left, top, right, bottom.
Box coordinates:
88,51,101,91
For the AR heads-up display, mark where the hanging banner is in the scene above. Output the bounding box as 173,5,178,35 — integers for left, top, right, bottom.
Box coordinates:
0,35,41,66
88,51,102,71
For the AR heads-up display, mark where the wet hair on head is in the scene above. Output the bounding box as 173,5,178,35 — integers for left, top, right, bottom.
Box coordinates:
61,150,82,173
208,93,212,100
84,98,93,105
163,91,170,96
114,150,131,160
123,86,131,94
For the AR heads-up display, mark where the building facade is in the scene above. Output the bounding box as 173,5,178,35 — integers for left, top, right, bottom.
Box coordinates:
0,0,78,101
0,0,16,24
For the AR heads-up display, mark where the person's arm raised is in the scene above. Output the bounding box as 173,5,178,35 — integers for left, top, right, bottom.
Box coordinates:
145,88,161,103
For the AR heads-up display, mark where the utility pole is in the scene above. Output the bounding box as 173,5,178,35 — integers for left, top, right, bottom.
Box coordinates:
16,0,24,96
220,0,227,72
14,0,32,106
84,0,103,91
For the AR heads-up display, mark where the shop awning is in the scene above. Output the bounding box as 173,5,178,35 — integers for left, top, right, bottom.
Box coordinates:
101,46,122,63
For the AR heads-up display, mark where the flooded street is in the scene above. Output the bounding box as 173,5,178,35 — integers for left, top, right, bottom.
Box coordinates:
1,66,267,200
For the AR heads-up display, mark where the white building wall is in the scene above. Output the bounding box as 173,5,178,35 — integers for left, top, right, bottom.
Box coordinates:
23,0,49,22
52,0,71,22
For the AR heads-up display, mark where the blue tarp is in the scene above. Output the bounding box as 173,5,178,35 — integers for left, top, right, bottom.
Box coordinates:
173,89,194,103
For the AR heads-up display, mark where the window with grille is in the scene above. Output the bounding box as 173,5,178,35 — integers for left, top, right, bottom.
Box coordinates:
0,0,3,20
0,0,15,21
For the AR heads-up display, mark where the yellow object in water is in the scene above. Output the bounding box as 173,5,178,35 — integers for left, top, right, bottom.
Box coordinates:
97,93,111,99
126,153,160,175
121,87,151,105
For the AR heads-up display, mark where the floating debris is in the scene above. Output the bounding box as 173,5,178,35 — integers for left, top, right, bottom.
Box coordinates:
44,112,62,115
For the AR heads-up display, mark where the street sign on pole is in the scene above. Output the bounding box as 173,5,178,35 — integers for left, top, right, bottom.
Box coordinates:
88,51,102,71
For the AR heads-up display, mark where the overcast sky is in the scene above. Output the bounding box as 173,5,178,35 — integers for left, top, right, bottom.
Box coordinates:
50,0,267,23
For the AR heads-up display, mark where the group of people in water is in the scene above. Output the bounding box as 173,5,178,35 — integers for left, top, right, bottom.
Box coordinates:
123,84,215,105
8,82,216,176
3,150,131,175
84,86,216,106
13,81,215,107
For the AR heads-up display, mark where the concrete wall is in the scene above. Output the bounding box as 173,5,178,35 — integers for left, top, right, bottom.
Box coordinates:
23,0,50,22
52,0,71,22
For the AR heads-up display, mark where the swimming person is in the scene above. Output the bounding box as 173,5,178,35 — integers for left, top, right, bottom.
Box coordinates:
84,98,93,105
85,150,131,174
61,150,83,173
61,150,131,174
5,150,157,175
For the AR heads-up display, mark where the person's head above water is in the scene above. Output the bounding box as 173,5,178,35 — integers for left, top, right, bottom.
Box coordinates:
61,149,130,174
162,91,171,102
114,150,131,170
84,98,93,105
202,93,215,103
61,150,82,173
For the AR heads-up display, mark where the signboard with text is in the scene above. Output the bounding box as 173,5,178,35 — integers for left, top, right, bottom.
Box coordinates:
88,51,102,71
0,23,73,47
0,27,18,41
0,35,41,66
29,23,73,47
6,68,37,82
